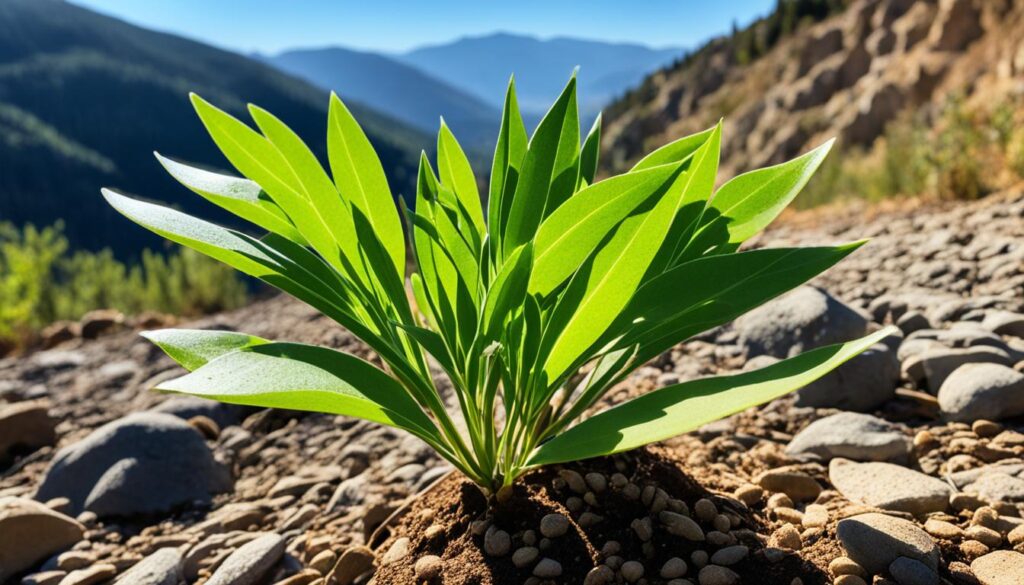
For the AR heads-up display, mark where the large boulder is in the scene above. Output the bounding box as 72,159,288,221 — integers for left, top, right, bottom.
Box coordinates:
0,400,56,465
35,412,231,518
786,412,911,463
795,343,899,411
938,363,1024,422
735,287,871,359
0,497,85,582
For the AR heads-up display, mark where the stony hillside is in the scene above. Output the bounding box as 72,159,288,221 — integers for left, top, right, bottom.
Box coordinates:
603,0,1024,178
3,183,1024,583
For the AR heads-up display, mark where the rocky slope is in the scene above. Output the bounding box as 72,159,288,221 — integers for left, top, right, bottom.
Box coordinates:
603,0,1024,177
4,186,1024,583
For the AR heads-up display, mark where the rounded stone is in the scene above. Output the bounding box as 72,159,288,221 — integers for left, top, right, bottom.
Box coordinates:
697,564,740,585
539,513,570,538
836,513,939,574
0,497,85,583
512,547,539,569
971,550,1024,585
828,458,951,515
533,558,562,578
621,560,644,582
660,557,687,579
939,363,1024,422
414,555,442,581
786,412,911,463
889,556,939,585
206,533,286,585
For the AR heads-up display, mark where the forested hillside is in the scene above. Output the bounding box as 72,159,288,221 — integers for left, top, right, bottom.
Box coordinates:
0,0,426,257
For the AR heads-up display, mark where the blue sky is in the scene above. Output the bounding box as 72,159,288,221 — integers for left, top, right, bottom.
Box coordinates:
73,0,777,54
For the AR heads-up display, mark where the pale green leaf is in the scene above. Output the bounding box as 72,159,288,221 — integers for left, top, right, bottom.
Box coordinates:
437,121,485,234
141,328,269,371
528,327,896,466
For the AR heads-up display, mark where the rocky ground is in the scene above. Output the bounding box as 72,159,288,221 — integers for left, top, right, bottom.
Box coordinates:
3,187,1024,584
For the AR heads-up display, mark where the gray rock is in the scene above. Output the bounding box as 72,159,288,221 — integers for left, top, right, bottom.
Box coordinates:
938,363,1024,422
35,412,232,517
971,550,1024,585
982,311,1024,338
964,473,1024,504
917,347,1012,393
149,396,252,429
795,343,899,411
897,311,932,335
889,556,939,585
829,458,951,515
205,533,285,585
0,400,56,464
786,412,911,462
735,286,871,359
837,513,938,574
115,548,182,585
0,497,85,582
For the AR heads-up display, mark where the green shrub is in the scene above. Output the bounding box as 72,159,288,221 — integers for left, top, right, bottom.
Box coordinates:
0,221,246,347
106,76,890,491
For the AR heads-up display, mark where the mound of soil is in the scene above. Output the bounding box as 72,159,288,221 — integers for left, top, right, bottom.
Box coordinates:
374,447,827,585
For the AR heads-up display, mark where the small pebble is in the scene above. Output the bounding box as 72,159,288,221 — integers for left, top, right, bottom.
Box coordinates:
660,557,687,579
972,420,1002,438
539,514,569,538
559,470,587,494
585,473,607,493
697,564,739,585
710,545,748,566
512,547,539,569
414,555,442,581
828,557,866,578
770,524,802,550
584,565,614,585
802,504,828,529
959,539,989,559
694,499,717,523
533,558,562,578
767,493,794,509
621,560,644,582
834,576,868,585
965,525,1002,547
690,550,709,569
484,528,511,557
733,484,763,506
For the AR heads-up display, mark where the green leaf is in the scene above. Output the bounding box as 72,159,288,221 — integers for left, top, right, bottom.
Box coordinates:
578,113,601,189
141,328,269,371
488,77,528,255
615,243,866,365
482,243,532,339
631,126,716,171
157,342,440,442
154,153,305,245
530,163,681,297
541,125,721,382
328,93,406,277
503,76,579,257
528,327,896,466
437,120,485,234
708,139,834,245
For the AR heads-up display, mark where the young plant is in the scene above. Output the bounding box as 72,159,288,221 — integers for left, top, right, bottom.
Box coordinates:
103,75,891,491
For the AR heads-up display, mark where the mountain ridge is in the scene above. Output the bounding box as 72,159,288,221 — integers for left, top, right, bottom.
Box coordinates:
0,0,427,257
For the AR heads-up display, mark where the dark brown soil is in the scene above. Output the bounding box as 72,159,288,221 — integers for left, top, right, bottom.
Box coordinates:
374,446,829,585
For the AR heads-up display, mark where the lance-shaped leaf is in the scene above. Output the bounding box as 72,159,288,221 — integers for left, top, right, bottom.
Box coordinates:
482,243,532,339
530,162,682,297
157,342,441,442
488,77,528,254
631,126,716,171
503,76,579,257
189,95,345,271
328,93,406,277
528,327,896,466
541,126,720,382
141,328,269,371
578,113,602,189
154,154,305,245
437,120,485,235
611,243,866,366
709,139,834,245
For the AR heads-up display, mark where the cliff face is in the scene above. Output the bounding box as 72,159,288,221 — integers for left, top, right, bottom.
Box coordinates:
603,0,1024,178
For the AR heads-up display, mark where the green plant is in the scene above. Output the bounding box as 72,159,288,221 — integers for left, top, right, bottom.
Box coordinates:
103,76,890,491
0,220,246,348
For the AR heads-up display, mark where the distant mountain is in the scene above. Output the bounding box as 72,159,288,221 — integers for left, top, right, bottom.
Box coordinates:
262,47,499,149
0,0,426,257
398,32,683,119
